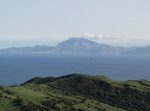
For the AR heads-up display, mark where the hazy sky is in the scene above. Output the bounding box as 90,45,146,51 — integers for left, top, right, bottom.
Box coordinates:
0,0,150,48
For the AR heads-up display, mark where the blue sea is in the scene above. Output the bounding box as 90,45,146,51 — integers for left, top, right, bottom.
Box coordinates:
0,54,150,86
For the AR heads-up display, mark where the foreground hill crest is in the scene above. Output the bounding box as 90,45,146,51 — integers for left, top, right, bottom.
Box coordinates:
0,73,150,111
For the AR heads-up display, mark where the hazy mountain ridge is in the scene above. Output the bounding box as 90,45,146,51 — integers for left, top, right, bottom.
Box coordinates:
0,74,150,111
124,46,150,55
0,38,149,55
0,45,54,54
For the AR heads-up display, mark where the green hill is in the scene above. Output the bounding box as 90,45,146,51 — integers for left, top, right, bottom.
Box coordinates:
0,74,150,111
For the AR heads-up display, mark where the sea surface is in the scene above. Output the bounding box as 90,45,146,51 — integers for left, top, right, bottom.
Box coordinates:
0,54,150,86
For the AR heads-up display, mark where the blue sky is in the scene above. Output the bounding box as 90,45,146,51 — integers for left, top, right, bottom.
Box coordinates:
0,0,150,48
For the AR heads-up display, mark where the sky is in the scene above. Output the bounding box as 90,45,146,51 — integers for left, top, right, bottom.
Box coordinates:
0,0,150,48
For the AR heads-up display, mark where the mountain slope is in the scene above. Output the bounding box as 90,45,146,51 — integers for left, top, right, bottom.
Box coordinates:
0,74,150,111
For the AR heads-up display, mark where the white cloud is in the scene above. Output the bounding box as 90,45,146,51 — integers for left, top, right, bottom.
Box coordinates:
71,33,121,40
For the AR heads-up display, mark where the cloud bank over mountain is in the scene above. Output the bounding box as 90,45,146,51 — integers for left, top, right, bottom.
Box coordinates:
70,33,121,40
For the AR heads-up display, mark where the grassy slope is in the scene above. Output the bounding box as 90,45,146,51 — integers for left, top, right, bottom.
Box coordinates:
0,86,47,111
0,84,128,111
0,74,150,111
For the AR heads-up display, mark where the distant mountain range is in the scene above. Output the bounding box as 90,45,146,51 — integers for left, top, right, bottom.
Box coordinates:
0,38,150,55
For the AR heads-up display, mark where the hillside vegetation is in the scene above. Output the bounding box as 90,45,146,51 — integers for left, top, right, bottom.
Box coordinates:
0,74,150,111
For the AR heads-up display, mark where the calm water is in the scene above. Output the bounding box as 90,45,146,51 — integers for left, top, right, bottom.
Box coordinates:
0,54,150,86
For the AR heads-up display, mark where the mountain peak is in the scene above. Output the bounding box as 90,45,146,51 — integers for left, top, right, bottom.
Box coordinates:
57,37,99,46
53,38,113,54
